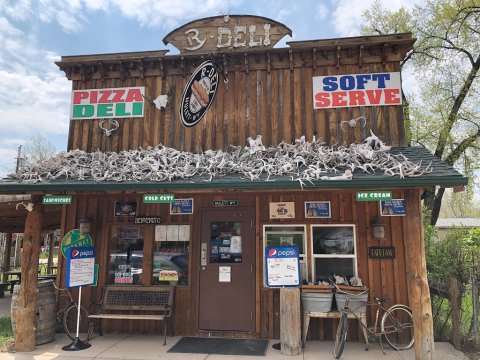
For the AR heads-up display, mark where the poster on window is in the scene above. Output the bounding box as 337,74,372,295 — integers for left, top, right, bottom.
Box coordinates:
305,201,331,218
265,246,300,287
380,199,406,216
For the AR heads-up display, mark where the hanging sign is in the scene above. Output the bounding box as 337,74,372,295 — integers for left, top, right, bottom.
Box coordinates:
70,86,145,119
368,246,396,259
180,61,219,127
313,72,401,109
65,246,96,288
42,195,72,205
380,199,406,216
265,246,300,287
305,201,331,218
356,191,392,201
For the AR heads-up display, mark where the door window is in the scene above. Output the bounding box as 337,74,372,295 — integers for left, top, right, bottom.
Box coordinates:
209,221,242,263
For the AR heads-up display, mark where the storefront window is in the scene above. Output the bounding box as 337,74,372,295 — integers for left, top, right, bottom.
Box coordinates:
263,225,307,283
108,226,144,285
153,241,189,285
311,225,357,283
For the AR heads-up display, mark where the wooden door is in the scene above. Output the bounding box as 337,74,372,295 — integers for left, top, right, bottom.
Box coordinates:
198,208,255,332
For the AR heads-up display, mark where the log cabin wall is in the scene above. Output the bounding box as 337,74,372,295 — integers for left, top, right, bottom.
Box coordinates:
58,34,413,153
56,187,417,340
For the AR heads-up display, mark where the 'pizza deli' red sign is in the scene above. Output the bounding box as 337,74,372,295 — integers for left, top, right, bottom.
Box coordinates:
312,72,402,109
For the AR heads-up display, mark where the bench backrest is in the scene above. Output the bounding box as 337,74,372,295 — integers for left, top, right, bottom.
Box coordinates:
102,285,174,314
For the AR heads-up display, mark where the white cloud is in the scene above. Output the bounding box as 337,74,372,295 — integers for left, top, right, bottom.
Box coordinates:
316,3,329,20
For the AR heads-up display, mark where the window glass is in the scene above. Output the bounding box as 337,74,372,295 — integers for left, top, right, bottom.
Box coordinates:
311,225,356,284
263,225,307,284
153,240,189,285
209,221,242,263
108,226,144,285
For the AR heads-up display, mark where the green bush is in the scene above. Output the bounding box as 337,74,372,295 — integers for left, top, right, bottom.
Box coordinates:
0,316,13,351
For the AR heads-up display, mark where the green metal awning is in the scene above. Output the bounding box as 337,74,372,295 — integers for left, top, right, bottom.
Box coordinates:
0,147,467,194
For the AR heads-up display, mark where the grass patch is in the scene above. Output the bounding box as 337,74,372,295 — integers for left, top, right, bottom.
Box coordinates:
0,316,13,352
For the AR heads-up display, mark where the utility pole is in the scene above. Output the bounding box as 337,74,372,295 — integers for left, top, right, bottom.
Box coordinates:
15,145,23,173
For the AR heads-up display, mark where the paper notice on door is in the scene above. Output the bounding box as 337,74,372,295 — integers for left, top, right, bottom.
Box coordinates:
219,266,231,282
230,236,242,253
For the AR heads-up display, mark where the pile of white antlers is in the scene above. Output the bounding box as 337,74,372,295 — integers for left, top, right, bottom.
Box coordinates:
9,132,432,187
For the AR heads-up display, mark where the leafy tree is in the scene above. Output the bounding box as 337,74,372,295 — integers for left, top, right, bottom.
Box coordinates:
362,0,480,225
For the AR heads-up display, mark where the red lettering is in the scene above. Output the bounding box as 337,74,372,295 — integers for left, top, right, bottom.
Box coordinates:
125,88,143,102
315,92,331,108
73,91,88,104
348,91,366,106
332,91,347,107
98,90,112,103
90,91,97,104
366,90,382,104
384,89,401,104
112,89,125,102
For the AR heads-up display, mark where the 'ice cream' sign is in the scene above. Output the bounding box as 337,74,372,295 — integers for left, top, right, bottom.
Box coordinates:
71,87,145,119
313,72,402,109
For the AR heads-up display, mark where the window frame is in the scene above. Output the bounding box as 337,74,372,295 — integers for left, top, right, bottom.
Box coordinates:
310,224,358,283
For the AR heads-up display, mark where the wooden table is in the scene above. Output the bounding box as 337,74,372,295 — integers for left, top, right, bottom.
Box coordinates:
303,311,369,348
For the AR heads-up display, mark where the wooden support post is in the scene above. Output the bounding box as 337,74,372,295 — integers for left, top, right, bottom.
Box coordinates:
404,190,435,359
280,287,302,356
2,232,12,282
47,233,54,273
450,276,461,349
14,196,43,352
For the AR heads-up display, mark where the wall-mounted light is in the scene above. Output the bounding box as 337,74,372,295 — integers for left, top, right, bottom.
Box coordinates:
371,217,385,241
79,216,92,235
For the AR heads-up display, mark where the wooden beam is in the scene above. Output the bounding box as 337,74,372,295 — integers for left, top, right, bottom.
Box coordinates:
14,196,43,352
404,189,435,359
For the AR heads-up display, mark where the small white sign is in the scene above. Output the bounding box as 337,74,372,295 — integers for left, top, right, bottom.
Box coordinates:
219,266,231,282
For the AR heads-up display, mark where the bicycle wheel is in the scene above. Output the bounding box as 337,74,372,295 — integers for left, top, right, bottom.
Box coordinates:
381,305,414,350
333,312,349,359
63,304,93,343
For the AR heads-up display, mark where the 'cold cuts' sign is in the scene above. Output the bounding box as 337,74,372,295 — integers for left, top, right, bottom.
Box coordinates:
66,246,96,288
313,72,402,109
265,246,300,287
71,87,145,119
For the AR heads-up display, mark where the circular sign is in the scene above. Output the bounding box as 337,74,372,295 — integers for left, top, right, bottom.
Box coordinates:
180,61,219,127
61,229,93,258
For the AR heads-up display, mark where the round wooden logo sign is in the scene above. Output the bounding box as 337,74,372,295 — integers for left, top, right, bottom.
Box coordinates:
180,61,219,127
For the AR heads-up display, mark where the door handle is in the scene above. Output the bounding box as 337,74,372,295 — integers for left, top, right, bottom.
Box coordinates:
201,243,207,267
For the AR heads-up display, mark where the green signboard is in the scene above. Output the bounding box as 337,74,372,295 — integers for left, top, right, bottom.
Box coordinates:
143,194,175,204
356,191,392,201
43,195,72,205
61,229,93,258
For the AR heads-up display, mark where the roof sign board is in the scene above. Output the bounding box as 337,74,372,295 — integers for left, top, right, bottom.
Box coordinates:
356,191,392,201
313,72,402,109
71,87,145,119
163,15,292,54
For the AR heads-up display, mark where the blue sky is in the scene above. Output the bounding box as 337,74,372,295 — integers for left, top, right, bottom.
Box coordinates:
0,0,417,177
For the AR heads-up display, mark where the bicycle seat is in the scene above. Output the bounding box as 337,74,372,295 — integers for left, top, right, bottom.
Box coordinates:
374,296,388,304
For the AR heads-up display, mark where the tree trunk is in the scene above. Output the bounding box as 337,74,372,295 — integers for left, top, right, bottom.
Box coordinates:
404,189,435,359
280,287,302,356
14,196,43,352
450,276,461,349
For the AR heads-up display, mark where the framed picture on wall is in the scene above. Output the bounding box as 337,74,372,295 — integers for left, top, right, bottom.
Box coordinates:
114,201,137,217
305,201,331,218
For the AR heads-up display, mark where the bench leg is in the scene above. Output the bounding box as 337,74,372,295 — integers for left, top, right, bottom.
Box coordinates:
163,318,167,346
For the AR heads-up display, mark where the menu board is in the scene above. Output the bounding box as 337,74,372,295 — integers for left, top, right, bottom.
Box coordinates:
66,246,96,288
265,246,300,287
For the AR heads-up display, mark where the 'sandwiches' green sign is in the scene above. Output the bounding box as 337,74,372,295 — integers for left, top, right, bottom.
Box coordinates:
43,195,72,204
356,191,392,201
143,194,175,204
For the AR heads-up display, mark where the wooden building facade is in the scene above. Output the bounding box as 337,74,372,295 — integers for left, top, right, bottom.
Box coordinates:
0,16,467,359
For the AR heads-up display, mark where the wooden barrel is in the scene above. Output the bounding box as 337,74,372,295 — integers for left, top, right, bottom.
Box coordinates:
11,280,56,345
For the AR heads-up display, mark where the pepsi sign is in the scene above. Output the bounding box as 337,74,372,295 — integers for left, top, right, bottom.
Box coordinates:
265,246,300,287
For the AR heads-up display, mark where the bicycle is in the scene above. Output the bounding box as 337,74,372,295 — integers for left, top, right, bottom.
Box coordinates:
53,283,97,343
332,282,414,359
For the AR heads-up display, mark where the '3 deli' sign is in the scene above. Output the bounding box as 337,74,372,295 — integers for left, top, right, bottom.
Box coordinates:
163,15,292,54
